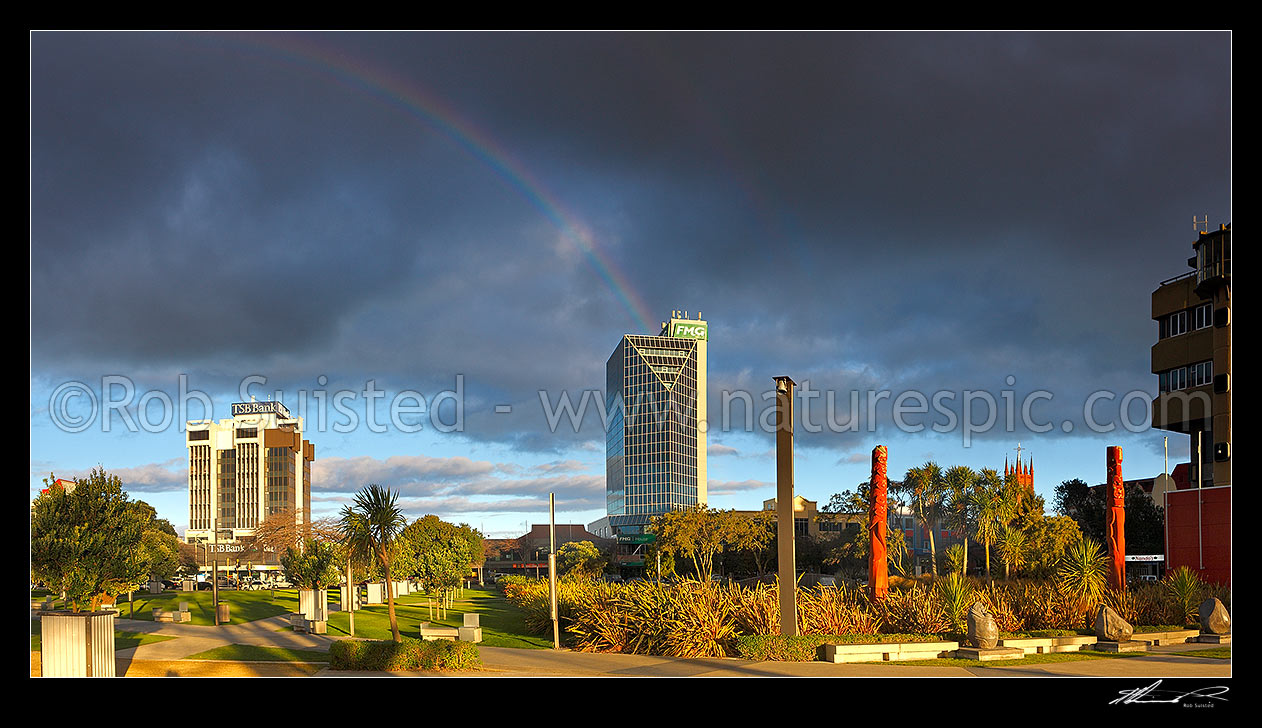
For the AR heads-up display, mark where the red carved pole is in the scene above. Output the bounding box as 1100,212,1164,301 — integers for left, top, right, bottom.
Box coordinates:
1106,446,1126,590
868,445,889,600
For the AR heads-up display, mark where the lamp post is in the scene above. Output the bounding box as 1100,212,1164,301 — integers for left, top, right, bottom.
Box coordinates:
773,376,798,637
549,492,559,651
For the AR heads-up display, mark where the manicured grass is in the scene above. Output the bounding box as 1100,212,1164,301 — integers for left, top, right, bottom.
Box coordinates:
30,619,175,652
113,589,338,626
890,651,1148,668
184,644,332,663
1172,646,1231,659
326,586,551,649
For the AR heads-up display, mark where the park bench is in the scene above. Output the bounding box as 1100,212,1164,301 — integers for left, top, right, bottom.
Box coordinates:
290,613,327,634
418,622,460,641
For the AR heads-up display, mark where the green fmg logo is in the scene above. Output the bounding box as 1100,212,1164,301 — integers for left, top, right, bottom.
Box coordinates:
670,322,708,340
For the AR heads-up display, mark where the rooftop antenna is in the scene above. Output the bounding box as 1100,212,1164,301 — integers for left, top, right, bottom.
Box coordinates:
1193,215,1209,233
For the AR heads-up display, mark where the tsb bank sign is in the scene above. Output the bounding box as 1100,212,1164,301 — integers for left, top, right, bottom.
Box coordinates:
670,322,708,340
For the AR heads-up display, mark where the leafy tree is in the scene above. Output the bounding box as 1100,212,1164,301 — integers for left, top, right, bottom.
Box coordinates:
459,524,486,570
340,484,407,642
820,486,869,575
1021,514,1083,578
729,511,776,577
1055,478,1165,556
642,541,676,581
31,468,148,611
556,540,605,576
1054,478,1105,541
177,541,202,577
398,515,474,593
281,537,340,590
649,505,738,582
137,529,181,584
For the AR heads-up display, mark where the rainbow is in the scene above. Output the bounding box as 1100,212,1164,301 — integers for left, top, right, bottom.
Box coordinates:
209,32,656,333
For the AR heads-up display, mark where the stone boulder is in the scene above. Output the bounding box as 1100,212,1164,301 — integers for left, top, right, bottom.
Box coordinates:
1094,605,1133,642
967,602,998,649
1199,598,1230,635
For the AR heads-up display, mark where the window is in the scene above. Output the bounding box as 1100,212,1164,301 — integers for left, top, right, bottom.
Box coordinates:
1166,311,1187,338
188,430,209,440
1194,303,1212,330
1191,360,1213,387
1165,367,1188,391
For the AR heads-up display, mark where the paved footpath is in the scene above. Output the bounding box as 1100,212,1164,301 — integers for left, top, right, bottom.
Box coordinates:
34,610,1231,678
327,642,1231,678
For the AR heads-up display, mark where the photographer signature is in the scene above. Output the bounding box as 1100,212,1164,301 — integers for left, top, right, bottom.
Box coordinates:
1110,680,1228,705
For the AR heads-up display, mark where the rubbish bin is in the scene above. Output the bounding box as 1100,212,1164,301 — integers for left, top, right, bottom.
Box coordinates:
217,602,230,623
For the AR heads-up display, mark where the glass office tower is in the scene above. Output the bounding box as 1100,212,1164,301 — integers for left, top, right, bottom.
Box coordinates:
594,313,708,537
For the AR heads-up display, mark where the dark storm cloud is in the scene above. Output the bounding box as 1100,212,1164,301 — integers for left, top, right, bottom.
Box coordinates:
31,32,1230,453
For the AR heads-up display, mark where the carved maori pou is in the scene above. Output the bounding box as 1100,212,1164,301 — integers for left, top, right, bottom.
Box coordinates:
1106,446,1126,591
868,445,889,600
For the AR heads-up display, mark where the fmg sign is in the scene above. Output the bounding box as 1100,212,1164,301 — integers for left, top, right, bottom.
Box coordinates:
669,320,708,340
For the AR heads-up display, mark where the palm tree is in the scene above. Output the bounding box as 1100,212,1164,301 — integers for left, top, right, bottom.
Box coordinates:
340,484,407,642
942,465,976,576
1058,538,1109,625
970,469,1010,583
995,524,1028,579
902,462,946,576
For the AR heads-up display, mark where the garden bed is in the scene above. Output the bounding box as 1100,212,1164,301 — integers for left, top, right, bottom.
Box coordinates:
328,638,481,671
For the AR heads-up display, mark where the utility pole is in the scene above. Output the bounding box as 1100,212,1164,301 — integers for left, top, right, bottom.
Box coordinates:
549,493,560,650
347,559,355,638
773,376,798,637
212,517,220,626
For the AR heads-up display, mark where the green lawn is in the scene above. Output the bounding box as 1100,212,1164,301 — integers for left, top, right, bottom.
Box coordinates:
183,644,332,663
1172,646,1231,659
30,619,175,652
326,586,551,649
112,589,338,626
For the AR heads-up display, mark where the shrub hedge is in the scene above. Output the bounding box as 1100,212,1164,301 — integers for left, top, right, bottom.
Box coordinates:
499,573,1229,660
330,638,482,671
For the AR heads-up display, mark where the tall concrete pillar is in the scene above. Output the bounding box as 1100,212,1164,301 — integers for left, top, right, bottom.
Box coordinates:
774,376,798,636
868,445,889,600
1106,446,1126,590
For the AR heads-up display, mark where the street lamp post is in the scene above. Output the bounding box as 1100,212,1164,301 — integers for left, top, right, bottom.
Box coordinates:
774,376,798,637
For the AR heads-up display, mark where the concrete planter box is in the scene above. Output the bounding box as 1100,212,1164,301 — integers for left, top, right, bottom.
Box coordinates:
339,584,361,611
998,638,1054,655
1048,635,1097,653
821,641,959,663
1135,629,1199,646
39,611,116,677
366,583,386,605
299,589,328,622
